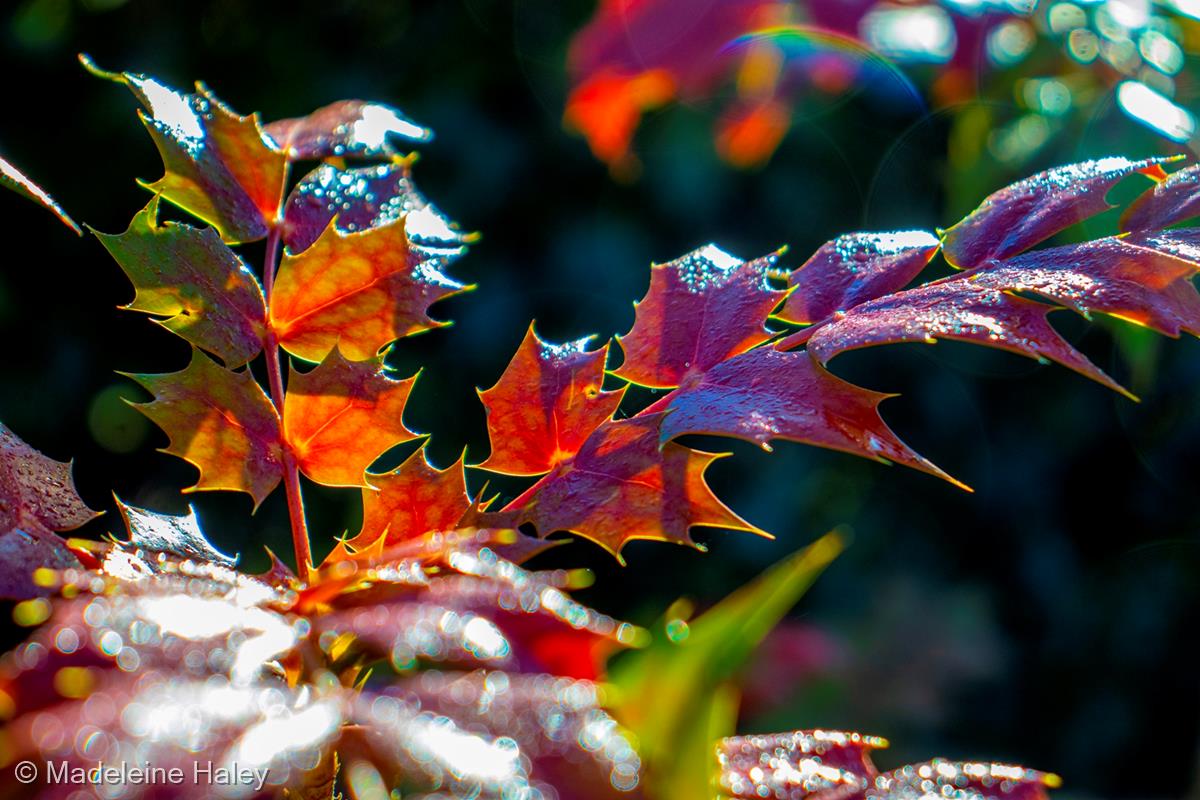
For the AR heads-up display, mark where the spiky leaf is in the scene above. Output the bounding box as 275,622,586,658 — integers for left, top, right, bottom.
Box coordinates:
114,497,236,565
614,244,786,388
283,349,420,487
83,55,287,243
126,349,284,505
270,216,466,362
0,422,96,537
0,153,79,233
479,325,625,476
93,197,267,366
265,99,431,160
347,446,471,550
511,415,763,560
1123,161,1200,232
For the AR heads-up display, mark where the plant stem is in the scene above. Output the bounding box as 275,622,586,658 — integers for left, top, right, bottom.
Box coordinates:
262,207,313,582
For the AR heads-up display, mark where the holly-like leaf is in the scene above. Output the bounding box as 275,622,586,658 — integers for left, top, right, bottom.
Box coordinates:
968,231,1200,337
283,161,472,256
801,279,1133,398
264,99,431,161
93,197,267,366
777,230,939,324
0,152,80,233
114,497,236,565
512,414,764,560
941,156,1170,269
1122,161,1200,232
661,348,965,487
82,55,287,243
125,349,284,506
0,528,82,600
270,215,467,362
614,244,786,388
0,422,97,537
283,349,420,487
478,325,625,476
346,446,471,551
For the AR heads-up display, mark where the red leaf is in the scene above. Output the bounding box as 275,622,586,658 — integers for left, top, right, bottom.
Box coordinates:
0,152,80,233
346,446,471,551
283,161,472,256
93,197,268,366
265,100,430,161
0,528,82,600
270,215,467,363
1122,162,1200,232
717,730,885,799
125,348,284,506
0,422,97,537
778,230,939,324
83,55,287,243
968,231,1200,337
479,325,625,476
941,156,1171,269
512,414,765,560
801,279,1132,398
283,349,420,487
614,244,786,388
661,348,966,488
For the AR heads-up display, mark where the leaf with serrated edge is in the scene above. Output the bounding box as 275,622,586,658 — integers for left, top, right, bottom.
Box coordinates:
778,230,938,324
661,348,966,488
512,414,765,561
345,446,471,551
283,161,473,256
283,349,419,487
1122,161,1200,232
614,244,786,388
114,497,236,565
271,216,467,362
125,348,284,506
265,100,431,161
479,325,625,476
93,197,267,366
0,153,80,233
941,156,1171,269
0,422,97,536
801,279,1133,398
82,55,286,243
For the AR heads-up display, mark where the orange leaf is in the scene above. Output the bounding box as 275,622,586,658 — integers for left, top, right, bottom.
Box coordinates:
270,217,467,363
345,446,471,550
283,349,420,487
125,349,284,506
478,325,625,476
513,414,766,561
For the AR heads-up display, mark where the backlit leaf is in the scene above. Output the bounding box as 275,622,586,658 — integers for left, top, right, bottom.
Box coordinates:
83,55,287,243
716,730,886,799
347,446,471,551
941,156,1170,269
270,215,467,362
93,196,267,366
661,348,964,487
283,161,472,256
265,99,431,161
283,349,420,487
1122,162,1200,232
479,325,625,476
0,422,97,537
801,279,1132,398
511,414,764,560
614,244,786,388
114,497,236,566
125,349,284,506
612,534,844,800
0,152,80,233
778,230,939,324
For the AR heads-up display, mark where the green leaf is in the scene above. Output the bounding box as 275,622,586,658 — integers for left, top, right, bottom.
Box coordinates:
608,531,845,800
93,197,267,367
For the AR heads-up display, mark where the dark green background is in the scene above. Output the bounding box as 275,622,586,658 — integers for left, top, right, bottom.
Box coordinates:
1,1,1198,795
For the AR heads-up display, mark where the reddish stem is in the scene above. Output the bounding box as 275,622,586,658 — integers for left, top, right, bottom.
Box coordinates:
261,205,313,582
